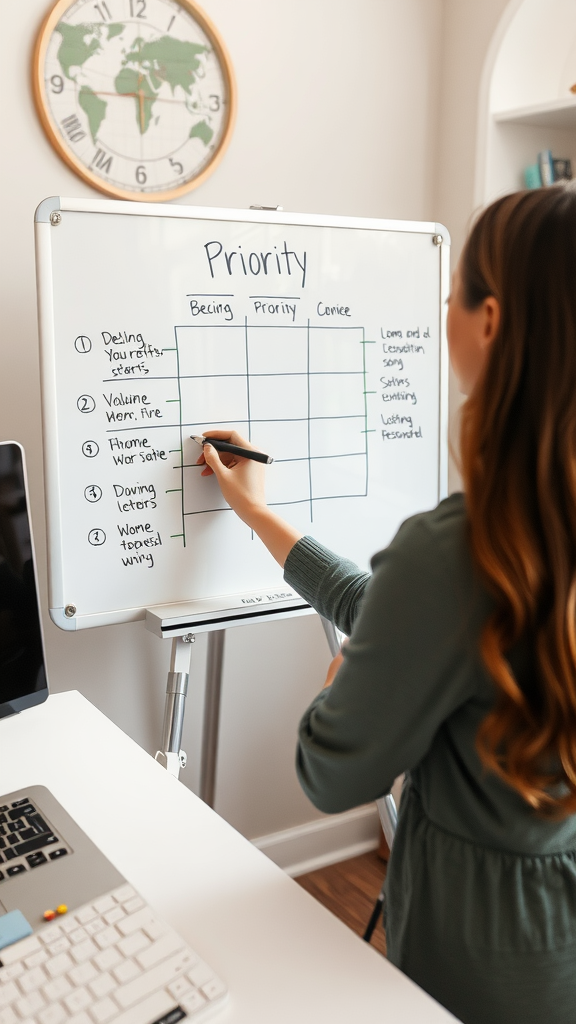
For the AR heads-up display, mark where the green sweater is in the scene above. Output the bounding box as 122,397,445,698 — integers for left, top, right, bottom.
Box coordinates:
284,493,576,1024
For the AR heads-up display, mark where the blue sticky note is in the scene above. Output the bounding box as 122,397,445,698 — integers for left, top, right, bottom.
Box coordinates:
0,910,33,951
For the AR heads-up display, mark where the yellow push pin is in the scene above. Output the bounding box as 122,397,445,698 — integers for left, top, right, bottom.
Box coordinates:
56,905,68,916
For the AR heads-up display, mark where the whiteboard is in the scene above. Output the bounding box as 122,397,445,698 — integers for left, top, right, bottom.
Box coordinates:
35,197,449,631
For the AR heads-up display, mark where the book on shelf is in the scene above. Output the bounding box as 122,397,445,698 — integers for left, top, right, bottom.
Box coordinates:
538,149,554,187
525,164,542,188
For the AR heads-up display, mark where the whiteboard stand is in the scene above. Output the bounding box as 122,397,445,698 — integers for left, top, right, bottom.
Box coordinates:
154,633,195,777
153,615,402,836
152,614,394,830
147,593,311,791
154,628,226,797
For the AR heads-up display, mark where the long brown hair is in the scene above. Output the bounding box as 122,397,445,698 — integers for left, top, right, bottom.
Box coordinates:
460,183,576,814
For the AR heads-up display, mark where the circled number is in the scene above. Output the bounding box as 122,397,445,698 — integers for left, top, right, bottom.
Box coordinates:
84,485,102,503
77,394,96,413
88,529,106,546
74,336,92,354
82,441,99,458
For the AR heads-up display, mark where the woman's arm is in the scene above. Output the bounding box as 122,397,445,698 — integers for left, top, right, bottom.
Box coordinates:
284,537,370,637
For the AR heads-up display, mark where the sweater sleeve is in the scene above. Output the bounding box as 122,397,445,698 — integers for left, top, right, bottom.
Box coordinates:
283,535,371,636
295,513,479,814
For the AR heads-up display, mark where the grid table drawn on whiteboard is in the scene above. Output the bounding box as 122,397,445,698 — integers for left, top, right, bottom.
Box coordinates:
169,317,372,539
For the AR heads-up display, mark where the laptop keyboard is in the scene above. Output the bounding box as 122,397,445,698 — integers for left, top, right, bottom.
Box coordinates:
0,883,227,1024
0,799,70,881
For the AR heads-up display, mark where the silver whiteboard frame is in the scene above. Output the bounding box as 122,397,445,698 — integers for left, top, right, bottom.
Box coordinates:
35,196,450,631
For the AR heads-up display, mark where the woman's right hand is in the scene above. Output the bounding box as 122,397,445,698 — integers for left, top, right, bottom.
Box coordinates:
197,430,267,528
197,429,303,567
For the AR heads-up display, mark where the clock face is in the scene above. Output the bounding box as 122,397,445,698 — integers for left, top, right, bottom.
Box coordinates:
34,0,236,200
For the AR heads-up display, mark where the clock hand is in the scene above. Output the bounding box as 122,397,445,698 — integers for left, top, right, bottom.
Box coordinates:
137,73,145,133
71,89,211,108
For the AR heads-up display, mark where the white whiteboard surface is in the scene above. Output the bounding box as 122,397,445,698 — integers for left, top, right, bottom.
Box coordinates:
35,198,449,630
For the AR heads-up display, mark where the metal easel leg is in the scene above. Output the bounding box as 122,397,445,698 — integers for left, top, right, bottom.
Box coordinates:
377,794,398,851
320,615,342,657
199,629,226,807
155,634,195,778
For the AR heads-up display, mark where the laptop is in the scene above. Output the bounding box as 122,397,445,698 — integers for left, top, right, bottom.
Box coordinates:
0,441,47,720
0,443,227,1022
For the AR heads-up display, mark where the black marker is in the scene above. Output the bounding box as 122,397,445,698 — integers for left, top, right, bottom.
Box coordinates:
191,435,274,465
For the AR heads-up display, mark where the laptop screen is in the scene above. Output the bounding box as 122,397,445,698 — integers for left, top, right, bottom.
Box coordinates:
0,442,48,717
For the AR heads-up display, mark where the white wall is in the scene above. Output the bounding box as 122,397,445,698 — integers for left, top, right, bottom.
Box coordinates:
434,0,515,490
1,0,444,847
436,0,514,259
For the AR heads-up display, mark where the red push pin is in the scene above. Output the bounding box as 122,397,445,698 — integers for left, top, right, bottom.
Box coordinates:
43,909,56,921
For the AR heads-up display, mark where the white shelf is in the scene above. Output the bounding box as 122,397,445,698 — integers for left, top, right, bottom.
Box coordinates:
494,96,576,130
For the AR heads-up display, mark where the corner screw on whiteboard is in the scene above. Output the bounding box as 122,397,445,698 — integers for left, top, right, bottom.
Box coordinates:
64,605,76,618
432,234,443,246
50,211,62,226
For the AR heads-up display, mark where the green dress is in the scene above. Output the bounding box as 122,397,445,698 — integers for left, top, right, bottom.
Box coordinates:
284,493,576,1024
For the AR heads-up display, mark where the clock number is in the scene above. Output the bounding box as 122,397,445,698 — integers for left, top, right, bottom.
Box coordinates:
61,114,86,143
169,157,183,176
129,0,147,16
209,95,221,112
94,2,112,19
136,165,147,185
92,148,113,174
50,75,64,94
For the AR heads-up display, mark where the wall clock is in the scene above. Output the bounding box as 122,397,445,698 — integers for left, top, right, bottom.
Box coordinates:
33,0,236,201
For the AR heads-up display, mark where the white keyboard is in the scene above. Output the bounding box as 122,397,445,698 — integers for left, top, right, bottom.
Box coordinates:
0,884,227,1024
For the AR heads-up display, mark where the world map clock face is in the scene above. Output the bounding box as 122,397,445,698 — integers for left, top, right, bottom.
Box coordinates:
37,0,235,199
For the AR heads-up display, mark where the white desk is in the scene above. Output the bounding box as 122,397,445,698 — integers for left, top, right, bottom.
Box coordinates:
0,692,456,1022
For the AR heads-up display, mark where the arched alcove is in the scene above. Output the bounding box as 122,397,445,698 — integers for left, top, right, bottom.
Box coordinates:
478,0,576,202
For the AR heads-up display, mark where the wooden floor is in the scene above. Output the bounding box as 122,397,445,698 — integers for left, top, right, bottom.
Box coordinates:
295,849,387,957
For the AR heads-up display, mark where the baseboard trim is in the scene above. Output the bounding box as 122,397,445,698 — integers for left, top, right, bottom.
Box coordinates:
251,804,381,877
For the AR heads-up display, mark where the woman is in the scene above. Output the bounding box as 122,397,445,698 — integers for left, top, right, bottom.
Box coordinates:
198,184,576,1024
